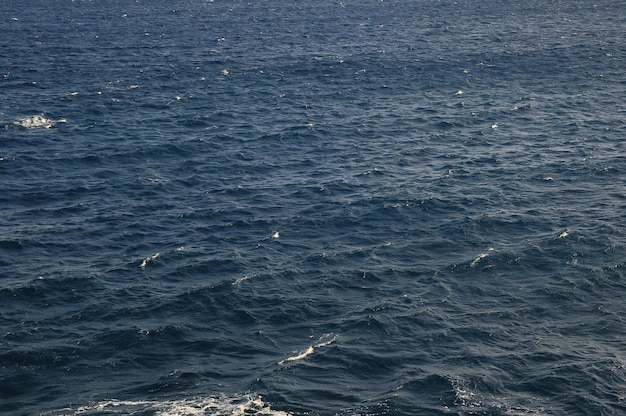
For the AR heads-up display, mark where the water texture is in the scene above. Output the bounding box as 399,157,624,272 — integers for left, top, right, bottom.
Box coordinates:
1,1,626,415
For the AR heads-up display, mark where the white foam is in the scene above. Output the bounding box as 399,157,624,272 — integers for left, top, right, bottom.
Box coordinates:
233,274,253,285
279,346,314,364
139,252,160,268
13,114,65,129
278,334,338,365
262,231,280,241
50,394,292,416
314,334,338,348
450,378,548,415
470,247,494,268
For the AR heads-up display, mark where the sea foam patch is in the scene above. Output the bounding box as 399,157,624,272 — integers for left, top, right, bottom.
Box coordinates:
449,377,548,416
140,252,160,268
470,247,494,268
45,394,292,416
278,334,338,365
13,114,66,129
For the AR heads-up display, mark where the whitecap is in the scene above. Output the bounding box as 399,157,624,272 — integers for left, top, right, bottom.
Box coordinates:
450,377,548,416
139,252,160,268
262,231,280,241
278,334,337,365
61,92,79,100
13,114,65,129
315,333,338,348
470,247,494,268
233,274,253,285
279,346,314,364
46,394,292,416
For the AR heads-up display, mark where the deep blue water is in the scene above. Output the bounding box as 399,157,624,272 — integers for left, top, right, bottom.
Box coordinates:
1,1,626,415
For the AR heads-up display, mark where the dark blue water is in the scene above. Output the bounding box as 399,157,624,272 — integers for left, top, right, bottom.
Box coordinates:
2,1,626,415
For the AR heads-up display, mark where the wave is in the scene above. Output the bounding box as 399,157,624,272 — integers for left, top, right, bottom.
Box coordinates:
448,375,550,416
42,394,292,416
278,334,338,365
139,252,161,268
11,114,66,129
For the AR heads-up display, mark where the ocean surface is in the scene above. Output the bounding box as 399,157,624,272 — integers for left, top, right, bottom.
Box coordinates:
1,1,625,415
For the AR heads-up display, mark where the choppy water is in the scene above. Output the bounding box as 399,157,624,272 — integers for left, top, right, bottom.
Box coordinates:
2,1,626,415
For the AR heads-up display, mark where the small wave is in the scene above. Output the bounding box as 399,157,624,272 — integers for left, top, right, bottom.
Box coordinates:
139,252,160,268
557,229,571,239
449,377,548,416
278,334,337,365
44,394,292,416
233,274,254,285
279,346,315,364
470,247,494,268
13,114,66,129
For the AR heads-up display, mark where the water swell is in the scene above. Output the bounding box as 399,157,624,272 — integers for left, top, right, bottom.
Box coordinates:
2,0,626,415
